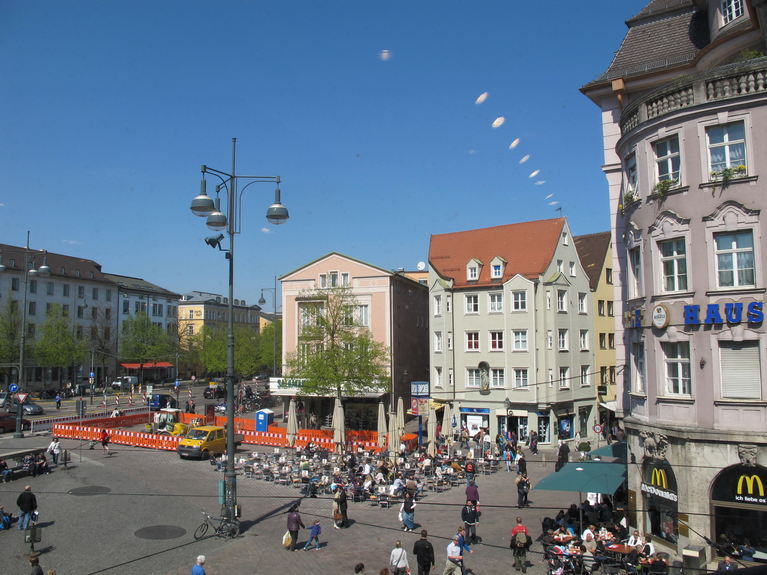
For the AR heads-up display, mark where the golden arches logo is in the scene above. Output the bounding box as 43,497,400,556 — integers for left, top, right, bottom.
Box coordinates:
650,468,668,489
737,474,765,497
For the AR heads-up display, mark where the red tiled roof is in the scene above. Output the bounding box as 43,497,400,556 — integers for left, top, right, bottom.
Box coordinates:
428,218,565,289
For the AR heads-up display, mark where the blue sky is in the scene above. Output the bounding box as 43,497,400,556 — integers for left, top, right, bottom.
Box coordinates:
0,0,646,307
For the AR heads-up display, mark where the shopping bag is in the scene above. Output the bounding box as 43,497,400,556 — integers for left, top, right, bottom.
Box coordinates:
282,530,292,548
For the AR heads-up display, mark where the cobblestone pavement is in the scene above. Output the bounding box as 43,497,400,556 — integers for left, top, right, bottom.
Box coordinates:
0,432,580,575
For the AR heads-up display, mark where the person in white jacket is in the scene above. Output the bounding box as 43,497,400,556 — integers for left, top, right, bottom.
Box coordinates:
389,540,410,575
47,438,62,466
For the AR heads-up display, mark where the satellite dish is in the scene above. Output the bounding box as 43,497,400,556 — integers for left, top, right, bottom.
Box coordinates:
416,261,426,271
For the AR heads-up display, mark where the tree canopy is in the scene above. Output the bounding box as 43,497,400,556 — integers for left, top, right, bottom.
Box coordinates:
35,304,84,368
285,286,389,398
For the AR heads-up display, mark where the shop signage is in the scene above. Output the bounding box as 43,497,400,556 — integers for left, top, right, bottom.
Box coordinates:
651,305,670,329
737,474,766,503
411,381,429,397
683,302,764,326
712,464,767,506
641,460,678,502
459,407,490,414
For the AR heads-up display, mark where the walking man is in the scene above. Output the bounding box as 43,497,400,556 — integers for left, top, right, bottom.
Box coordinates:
413,529,435,575
443,535,463,575
100,428,111,455
511,516,530,573
55,393,62,410
461,501,480,544
16,485,37,531
47,437,62,466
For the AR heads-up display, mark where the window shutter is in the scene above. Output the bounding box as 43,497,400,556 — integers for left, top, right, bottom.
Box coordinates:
720,341,761,399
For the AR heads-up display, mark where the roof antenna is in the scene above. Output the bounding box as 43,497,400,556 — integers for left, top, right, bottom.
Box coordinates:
556,206,563,218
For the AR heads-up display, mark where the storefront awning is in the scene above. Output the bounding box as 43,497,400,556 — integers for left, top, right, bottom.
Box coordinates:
120,362,173,369
599,401,617,412
534,460,627,495
591,441,627,462
270,389,386,399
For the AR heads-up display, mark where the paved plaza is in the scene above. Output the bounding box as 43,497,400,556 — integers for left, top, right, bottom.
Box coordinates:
0,428,582,575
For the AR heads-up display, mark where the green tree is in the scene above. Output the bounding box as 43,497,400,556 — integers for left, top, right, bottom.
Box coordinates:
258,319,282,376
35,304,85,384
0,294,21,384
197,324,261,376
285,286,389,399
89,307,117,384
120,312,172,382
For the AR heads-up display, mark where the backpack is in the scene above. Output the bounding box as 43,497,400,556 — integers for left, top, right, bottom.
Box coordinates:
466,462,475,474
515,530,528,548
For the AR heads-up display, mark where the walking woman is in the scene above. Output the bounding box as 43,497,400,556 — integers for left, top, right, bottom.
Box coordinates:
389,540,410,575
399,491,416,532
286,504,304,551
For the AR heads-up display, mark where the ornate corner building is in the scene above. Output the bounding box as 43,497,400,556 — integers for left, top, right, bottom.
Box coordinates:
582,0,767,566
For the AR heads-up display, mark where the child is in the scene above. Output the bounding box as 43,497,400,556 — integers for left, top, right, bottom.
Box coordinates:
303,519,321,551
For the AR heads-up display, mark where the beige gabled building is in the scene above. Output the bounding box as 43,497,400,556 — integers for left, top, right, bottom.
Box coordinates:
574,231,617,431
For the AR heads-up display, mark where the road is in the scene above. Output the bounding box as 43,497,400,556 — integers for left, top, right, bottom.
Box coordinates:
0,428,578,575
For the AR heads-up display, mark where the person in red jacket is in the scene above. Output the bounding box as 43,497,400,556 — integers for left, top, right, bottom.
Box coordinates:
511,516,530,573
100,429,110,455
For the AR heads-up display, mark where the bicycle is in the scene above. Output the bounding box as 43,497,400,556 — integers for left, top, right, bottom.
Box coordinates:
193,511,240,539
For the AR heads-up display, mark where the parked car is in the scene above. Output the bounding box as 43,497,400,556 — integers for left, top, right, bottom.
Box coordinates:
2,394,44,416
0,411,31,433
203,385,226,399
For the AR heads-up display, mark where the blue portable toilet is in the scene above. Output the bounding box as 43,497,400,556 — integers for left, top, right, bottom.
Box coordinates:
255,408,275,432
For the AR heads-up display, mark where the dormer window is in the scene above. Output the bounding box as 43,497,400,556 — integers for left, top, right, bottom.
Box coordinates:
562,232,569,246
468,266,478,280
489,256,506,280
722,0,744,25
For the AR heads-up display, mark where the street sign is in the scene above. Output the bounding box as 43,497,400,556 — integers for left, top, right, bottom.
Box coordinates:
593,424,603,434
451,414,457,428
15,393,28,404
89,371,95,378
8,383,18,393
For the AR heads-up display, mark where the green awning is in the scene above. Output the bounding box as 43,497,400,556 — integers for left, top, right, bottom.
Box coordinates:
590,441,627,461
534,460,627,494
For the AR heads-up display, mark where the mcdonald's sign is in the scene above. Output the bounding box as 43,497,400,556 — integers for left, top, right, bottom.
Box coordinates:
712,464,767,506
737,474,765,497
641,460,678,503
651,468,668,489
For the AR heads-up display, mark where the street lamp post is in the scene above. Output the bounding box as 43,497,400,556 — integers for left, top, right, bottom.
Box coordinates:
189,138,289,532
258,278,277,378
0,232,50,438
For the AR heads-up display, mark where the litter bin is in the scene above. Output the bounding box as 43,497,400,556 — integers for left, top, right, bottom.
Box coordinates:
255,409,274,432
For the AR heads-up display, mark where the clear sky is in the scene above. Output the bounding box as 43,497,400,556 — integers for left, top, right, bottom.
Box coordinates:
0,0,646,307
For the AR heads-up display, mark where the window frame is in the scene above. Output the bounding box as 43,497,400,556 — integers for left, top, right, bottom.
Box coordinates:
465,294,479,314
714,229,755,288
661,341,692,397
557,289,568,312
580,365,590,386
578,292,587,314
465,331,480,352
653,134,681,188
559,367,570,389
489,292,503,313
579,329,589,351
466,368,481,388
434,331,443,353
558,328,569,351
490,330,504,351
721,0,745,25
514,368,529,389
433,295,442,316
491,368,505,388
628,246,643,299
513,329,528,351
512,290,527,312
658,237,689,293
705,119,748,177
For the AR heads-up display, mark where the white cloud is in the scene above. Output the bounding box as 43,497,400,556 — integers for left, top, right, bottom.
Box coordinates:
62,239,82,245
475,92,489,104
535,180,546,186
467,149,477,155
528,169,540,178
544,193,554,200
491,116,505,128
378,49,392,61
519,154,530,164
548,201,559,206
260,228,271,234
0,202,5,207
509,138,520,149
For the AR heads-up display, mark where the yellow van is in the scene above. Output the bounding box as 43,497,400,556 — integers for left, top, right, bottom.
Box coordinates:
177,425,226,459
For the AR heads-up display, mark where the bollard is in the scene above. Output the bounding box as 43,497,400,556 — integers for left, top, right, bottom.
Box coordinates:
61,449,70,468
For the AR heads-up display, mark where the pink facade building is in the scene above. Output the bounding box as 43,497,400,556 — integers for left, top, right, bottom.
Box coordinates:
279,252,428,426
